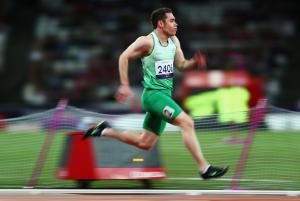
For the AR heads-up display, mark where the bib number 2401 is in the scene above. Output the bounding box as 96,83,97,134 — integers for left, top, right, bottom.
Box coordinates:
155,60,174,79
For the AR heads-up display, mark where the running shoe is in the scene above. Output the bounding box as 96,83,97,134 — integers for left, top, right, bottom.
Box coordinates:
201,165,229,180
82,120,110,139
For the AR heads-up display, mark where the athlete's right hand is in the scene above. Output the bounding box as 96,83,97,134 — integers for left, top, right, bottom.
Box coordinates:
194,51,207,70
115,85,133,104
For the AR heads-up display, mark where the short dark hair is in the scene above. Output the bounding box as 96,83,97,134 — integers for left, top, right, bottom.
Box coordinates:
150,7,173,29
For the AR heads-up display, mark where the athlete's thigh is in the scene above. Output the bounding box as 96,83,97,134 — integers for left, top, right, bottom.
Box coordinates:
143,111,167,135
142,89,183,123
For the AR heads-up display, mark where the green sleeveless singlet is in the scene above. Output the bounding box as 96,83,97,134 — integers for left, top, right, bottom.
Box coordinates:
141,31,176,90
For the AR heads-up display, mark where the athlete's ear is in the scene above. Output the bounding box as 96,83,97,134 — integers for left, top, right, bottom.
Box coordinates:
158,20,164,28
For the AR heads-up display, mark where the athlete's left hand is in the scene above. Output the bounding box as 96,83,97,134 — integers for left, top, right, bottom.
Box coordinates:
194,52,206,70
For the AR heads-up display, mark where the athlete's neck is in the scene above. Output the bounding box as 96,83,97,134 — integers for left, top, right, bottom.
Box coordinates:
154,29,169,45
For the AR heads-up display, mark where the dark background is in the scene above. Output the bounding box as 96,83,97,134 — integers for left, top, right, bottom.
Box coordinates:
0,0,299,117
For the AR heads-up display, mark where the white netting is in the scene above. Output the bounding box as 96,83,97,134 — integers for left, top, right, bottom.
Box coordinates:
0,104,299,189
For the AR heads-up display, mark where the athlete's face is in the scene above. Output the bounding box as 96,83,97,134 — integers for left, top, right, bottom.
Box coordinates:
161,12,178,36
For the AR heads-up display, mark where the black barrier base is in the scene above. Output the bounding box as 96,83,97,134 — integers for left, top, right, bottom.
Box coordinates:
76,179,153,189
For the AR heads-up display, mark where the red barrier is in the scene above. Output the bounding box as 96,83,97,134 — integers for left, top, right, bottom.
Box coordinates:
57,131,166,187
0,115,7,129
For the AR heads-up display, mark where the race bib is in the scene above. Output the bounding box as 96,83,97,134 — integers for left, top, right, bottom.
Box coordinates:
155,60,174,79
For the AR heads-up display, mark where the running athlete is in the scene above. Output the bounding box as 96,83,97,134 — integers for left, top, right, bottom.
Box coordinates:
84,7,228,179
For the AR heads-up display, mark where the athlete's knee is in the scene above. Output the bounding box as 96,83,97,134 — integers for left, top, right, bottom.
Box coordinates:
182,116,194,129
136,130,158,150
137,142,153,150
175,113,194,129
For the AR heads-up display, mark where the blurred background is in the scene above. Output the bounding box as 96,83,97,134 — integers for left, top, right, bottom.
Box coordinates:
0,0,299,190
0,0,299,117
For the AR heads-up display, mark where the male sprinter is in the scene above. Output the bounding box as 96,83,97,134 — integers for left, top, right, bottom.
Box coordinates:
84,7,228,179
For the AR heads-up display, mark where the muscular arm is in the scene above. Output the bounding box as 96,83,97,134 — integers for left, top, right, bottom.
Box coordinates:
118,36,152,85
116,35,152,103
172,36,206,71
